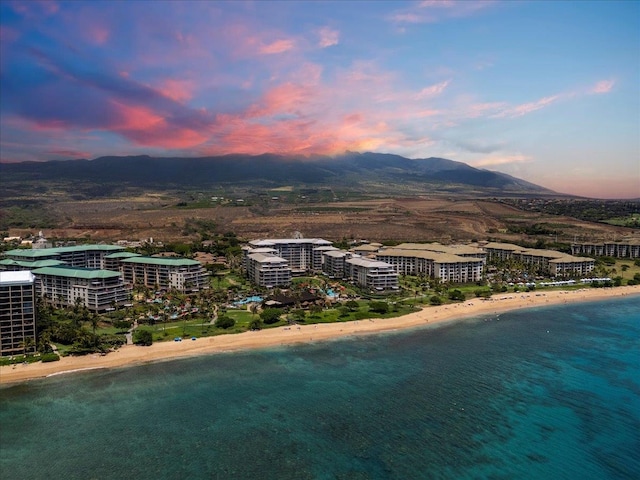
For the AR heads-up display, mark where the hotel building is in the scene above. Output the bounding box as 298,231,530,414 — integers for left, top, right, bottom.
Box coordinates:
247,238,333,274
31,266,131,312
571,239,640,259
118,257,209,292
245,251,292,288
0,271,37,356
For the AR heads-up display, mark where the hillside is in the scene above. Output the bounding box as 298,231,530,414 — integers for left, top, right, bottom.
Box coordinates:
0,152,555,197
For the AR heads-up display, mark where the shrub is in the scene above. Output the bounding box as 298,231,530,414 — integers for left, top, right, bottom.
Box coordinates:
249,319,263,331
429,295,443,306
41,353,60,363
260,308,282,325
369,301,389,314
448,289,466,301
216,315,236,329
134,330,153,346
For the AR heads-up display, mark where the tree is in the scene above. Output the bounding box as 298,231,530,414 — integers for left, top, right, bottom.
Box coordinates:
429,295,443,306
216,315,236,329
448,289,466,301
369,301,389,314
134,330,153,346
345,300,360,311
249,319,263,331
260,308,282,325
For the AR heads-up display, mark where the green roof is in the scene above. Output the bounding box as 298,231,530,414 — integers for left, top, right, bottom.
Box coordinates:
31,266,122,279
121,256,200,266
0,259,65,268
105,252,142,259
51,245,125,254
3,249,60,259
4,244,125,259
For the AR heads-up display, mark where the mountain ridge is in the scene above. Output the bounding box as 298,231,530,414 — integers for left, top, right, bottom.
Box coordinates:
0,152,556,195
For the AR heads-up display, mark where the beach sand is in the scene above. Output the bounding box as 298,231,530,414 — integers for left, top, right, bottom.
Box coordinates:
2,285,639,385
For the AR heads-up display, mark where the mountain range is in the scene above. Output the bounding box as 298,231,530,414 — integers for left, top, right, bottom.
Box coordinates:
1,152,555,195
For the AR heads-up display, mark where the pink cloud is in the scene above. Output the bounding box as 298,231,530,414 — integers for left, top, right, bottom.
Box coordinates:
490,95,560,118
318,27,339,48
259,39,295,55
590,79,615,94
157,79,194,103
390,0,494,25
470,154,532,167
110,101,208,148
416,80,450,98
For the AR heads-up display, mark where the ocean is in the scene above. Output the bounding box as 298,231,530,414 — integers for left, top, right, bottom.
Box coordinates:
1,296,639,480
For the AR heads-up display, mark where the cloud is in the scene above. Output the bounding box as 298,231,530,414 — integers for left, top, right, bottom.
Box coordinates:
470,153,532,167
416,80,450,98
259,38,295,54
590,79,615,94
490,95,560,118
389,0,495,26
318,27,339,48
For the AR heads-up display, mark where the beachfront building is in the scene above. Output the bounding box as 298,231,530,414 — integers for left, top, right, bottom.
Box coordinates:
104,251,142,271
549,257,596,277
322,250,357,279
375,248,484,283
482,242,595,277
118,257,209,293
345,257,399,291
571,239,640,259
3,245,127,269
0,271,37,356
247,238,333,274
31,266,131,312
245,251,292,288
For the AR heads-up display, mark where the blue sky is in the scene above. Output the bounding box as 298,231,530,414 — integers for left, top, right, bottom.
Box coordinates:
1,0,638,198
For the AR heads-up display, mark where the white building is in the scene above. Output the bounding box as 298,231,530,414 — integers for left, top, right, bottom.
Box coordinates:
245,252,292,288
375,248,484,283
119,257,209,292
248,238,332,273
0,271,37,356
31,266,131,312
345,257,399,291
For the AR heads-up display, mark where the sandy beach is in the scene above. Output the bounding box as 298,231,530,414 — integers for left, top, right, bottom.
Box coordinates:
2,285,639,385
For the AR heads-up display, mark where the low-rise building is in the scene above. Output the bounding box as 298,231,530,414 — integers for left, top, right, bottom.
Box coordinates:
0,271,37,356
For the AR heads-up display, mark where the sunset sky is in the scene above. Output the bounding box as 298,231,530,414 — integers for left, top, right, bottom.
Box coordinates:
1,0,638,198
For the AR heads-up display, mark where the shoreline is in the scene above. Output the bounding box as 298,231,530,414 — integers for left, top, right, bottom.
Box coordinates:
2,285,639,385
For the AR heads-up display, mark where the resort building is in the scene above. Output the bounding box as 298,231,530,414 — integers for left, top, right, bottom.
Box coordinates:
571,239,640,259
375,248,484,283
322,250,358,279
481,242,595,277
31,266,131,312
3,245,126,269
245,251,292,288
118,257,209,292
0,271,37,356
247,238,333,274
345,257,399,291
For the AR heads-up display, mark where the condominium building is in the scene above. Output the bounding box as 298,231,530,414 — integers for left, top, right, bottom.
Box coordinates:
119,257,209,292
245,252,292,288
345,257,399,291
248,238,332,274
482,242,595,277
4,245,126,269
0,271,37,356
375,248,484,283
571,240,640,259
322,250,356,279
32,266,131,312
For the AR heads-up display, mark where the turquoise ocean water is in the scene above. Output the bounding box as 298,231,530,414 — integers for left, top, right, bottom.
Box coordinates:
1,296,639,479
